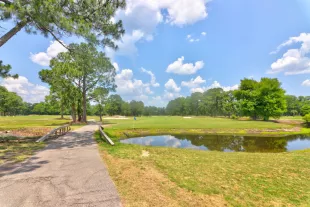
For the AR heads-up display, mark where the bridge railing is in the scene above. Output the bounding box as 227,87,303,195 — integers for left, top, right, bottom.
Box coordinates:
36,124,71,142
98,126,114,146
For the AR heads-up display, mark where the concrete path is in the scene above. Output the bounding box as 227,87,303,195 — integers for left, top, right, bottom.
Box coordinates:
0,124,122,207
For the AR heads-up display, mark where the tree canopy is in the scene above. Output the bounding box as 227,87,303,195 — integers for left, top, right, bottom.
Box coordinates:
0,0,125,48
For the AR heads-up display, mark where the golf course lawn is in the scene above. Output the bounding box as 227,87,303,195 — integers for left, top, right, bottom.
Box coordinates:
96,133,310,207
97,116,310,206
103,116,310,136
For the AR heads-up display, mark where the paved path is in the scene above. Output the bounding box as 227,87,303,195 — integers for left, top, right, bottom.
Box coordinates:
0,124,122,207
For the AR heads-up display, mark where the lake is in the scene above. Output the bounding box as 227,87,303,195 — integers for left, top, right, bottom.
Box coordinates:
120,134,310,152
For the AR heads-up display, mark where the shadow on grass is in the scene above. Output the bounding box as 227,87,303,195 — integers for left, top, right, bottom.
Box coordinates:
0,156,49,177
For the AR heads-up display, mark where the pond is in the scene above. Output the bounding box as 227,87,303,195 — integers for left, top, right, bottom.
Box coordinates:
120,134,310,153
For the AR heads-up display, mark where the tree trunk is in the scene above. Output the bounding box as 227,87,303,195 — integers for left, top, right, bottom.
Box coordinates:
99,105,102,122
60,104,64,119
0,21,28,47
71,104,77,122
82,75,87,123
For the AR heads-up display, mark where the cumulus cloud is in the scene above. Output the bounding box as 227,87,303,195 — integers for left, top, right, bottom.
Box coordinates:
165,79,181,92
190,81,238,93
268,33,310,75
30,41,67,66
181,76,206,88
302,79,310,86
115,67,161,102
166,56,204,75
201,32,207,36
106,30,145,58
141,67,160,87
0,76,49,103
110,0,210,57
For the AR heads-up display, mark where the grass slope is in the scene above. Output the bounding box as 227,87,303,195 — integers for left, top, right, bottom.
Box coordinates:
96,132,310,207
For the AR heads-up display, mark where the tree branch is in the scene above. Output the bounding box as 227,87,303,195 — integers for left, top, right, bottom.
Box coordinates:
0,0,12,5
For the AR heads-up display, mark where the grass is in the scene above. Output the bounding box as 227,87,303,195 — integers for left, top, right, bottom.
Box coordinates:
0,136,45,164
95,132,310,207
103,116,310,136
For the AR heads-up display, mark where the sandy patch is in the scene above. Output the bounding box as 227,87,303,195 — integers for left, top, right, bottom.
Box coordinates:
141,150,149,157
183,117,192,119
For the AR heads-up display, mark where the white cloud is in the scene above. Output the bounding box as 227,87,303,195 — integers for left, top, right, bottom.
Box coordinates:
187,34,191,39
201,32,207,36
166,56,204,75
114,68,157,102
165,79,181,92
111,0,210,58
268,33,310,75
113,62,120,72
189,38,200,43
30,41,67,66
208,81,239,91
181,76,206,88
302,79,310,86
190,81,238,93
106,30,145,58
141,67,160,87
0,76,49,103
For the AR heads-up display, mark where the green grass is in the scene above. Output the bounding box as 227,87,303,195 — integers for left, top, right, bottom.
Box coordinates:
0,115,71,130
0,136,45,164
104,116,293,129
95,132,310,207
103,116,310,136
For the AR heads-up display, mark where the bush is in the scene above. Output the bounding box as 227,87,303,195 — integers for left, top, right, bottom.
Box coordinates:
302,114,310,127
231,114,238,119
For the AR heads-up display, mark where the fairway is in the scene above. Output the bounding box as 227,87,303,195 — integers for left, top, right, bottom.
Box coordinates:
104,116,293,130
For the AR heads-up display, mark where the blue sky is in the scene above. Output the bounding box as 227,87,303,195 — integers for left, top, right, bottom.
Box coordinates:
1,0,310,106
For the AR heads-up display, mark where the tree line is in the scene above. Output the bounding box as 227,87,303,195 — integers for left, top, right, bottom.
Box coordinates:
2,77,310,122
166,78,310,121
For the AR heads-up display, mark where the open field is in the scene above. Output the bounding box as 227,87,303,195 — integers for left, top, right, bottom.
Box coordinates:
99,116,310,206
96,131,310,207
103,116,309,136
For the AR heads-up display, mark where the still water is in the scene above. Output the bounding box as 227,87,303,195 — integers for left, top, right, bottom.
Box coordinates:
120,134,310,152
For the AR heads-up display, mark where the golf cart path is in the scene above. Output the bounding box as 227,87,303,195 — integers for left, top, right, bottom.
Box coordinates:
0,124,122,207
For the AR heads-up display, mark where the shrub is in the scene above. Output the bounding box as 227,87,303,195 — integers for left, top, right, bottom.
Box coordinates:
302,114,310,127
231,114,238,119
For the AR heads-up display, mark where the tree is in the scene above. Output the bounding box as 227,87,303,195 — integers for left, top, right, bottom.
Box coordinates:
130,100,144,116
105,95,123,116
91,87,108,121
301,104,310,116
256,78,286,120
68,43,116,122
40,43,116,122
234,78,286,120
303,114,310,127
0,0,125,48
234,79,259,119
0,60,18,78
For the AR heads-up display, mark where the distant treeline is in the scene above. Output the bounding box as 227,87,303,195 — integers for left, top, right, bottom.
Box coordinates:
1,78,310,120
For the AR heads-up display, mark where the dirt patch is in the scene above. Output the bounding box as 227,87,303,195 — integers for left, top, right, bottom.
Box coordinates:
101,151,227,207
0,128,51,137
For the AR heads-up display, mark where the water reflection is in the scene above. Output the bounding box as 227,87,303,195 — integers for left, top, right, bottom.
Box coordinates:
120,134,310,152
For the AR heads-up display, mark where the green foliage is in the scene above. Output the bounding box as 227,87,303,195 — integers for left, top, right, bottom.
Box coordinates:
235,78,286,120
0,60,18,78
302,114,310,127
0,0,126,48
301,104,310,116
129,100,144,116
0,86,24,115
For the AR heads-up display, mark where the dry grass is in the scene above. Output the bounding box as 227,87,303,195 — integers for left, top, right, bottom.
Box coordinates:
95,132,310,207
102,151,227,207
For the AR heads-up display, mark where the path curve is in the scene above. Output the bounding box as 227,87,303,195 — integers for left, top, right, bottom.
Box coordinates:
0,124,122,207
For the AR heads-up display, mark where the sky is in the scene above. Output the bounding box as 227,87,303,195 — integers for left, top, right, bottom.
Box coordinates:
1,0,310,107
